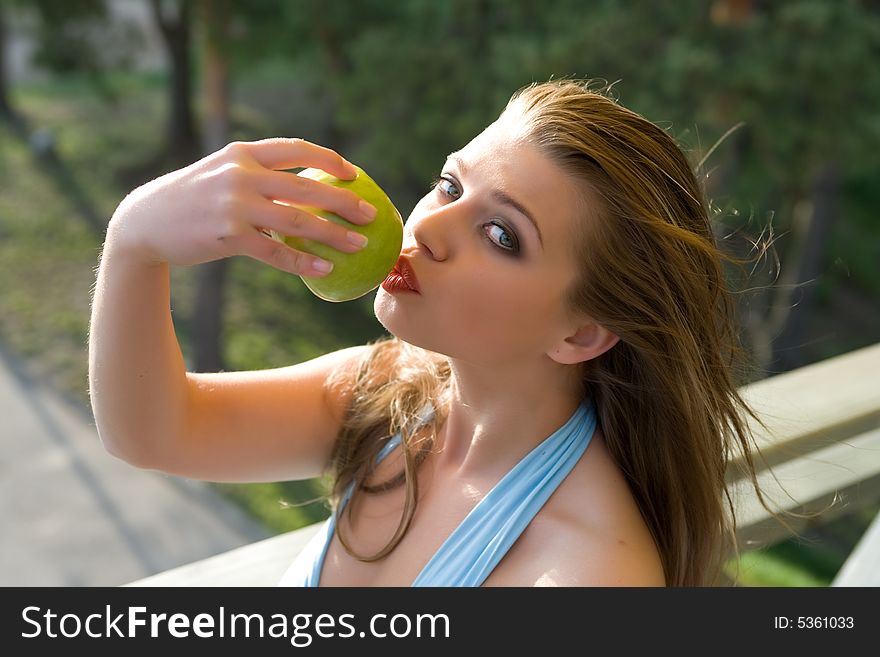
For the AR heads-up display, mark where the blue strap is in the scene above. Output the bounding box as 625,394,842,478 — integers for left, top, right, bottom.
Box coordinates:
412,399,596,586
277,402,437,587
278,399,596,587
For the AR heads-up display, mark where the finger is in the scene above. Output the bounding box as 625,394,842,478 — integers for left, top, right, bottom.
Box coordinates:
237,229,336,277
256,169,376,226
249,198,369,255
243,137,358,179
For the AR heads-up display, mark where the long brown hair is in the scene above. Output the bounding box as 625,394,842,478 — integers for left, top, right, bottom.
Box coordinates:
321,78,800,586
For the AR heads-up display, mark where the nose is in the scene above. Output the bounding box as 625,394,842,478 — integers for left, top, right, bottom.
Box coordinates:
408,197,473,262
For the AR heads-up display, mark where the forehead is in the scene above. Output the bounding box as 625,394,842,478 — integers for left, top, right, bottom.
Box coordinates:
450,120,582,255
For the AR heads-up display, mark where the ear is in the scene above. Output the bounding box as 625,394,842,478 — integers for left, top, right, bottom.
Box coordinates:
548,320,620,366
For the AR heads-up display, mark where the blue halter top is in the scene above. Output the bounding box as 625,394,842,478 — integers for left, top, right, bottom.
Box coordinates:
277,397,597,587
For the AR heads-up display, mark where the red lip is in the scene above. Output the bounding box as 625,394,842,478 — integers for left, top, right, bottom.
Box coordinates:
384,255,421,293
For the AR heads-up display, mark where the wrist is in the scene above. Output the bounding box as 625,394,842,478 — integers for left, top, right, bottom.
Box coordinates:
105,204,166,267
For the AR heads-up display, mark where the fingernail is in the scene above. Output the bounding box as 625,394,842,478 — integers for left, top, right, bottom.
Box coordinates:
313,258,333,273
359,200,378,220
347,231,369,248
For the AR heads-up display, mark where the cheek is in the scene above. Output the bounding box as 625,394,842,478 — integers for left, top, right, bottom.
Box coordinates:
447,276,553,362
450,269,546,331
373,267,559,364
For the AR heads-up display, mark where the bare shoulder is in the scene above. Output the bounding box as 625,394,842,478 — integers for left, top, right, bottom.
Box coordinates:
484,426,667,587
483,512,666,587
532,518,666,587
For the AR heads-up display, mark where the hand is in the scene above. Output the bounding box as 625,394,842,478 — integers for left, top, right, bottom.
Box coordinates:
106,137,378,276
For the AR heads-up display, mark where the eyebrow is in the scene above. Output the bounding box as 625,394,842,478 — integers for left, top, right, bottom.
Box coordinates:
446,155,544,250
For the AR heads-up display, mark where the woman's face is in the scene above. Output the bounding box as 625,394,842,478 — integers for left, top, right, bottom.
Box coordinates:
374,118,586,369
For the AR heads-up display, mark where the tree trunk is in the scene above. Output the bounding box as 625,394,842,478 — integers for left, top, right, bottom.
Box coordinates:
312,4,354,150
192,0,230,373
200,0,230,154
0,3,12,117
149,0,200,164
770,161,841,373
710,0,753,25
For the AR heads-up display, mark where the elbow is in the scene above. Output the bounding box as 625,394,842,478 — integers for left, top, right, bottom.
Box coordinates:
96,427,161,470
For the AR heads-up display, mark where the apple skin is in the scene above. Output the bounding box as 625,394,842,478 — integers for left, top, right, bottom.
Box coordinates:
269,165,404,302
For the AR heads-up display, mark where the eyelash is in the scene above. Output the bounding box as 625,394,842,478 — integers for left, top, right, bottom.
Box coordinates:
429,175,521,255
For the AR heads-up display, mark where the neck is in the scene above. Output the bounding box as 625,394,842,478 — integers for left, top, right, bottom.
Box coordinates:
431,353,586,480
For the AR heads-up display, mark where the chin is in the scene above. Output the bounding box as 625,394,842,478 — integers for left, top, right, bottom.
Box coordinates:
373,287,393,322
373,289,408,338
373,292,436,352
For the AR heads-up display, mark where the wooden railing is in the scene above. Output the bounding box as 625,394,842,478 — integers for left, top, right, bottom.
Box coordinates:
125,342,880,587
725,342,880,586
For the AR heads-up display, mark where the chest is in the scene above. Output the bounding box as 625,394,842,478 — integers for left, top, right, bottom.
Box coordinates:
316,429,602,587
318,465,493,585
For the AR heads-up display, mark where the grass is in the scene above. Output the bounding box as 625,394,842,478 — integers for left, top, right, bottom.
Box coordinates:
0,120,104,396
213,476,335,534
725,549,829,587
2,70,878,583
723,500,880,586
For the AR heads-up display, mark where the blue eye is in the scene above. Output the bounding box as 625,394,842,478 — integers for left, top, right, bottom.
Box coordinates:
430,176,520,255
432,176,456,199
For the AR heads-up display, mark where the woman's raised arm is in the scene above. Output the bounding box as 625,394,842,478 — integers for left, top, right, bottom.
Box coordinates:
88,138,376,476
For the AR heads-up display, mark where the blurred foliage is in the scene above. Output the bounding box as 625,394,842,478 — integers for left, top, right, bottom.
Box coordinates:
222,0,880,222
2,0,144,101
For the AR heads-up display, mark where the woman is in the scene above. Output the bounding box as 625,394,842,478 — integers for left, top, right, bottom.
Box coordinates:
89,79,783,587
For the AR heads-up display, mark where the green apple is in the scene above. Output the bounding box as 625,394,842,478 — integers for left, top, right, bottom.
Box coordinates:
269,165,404,302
